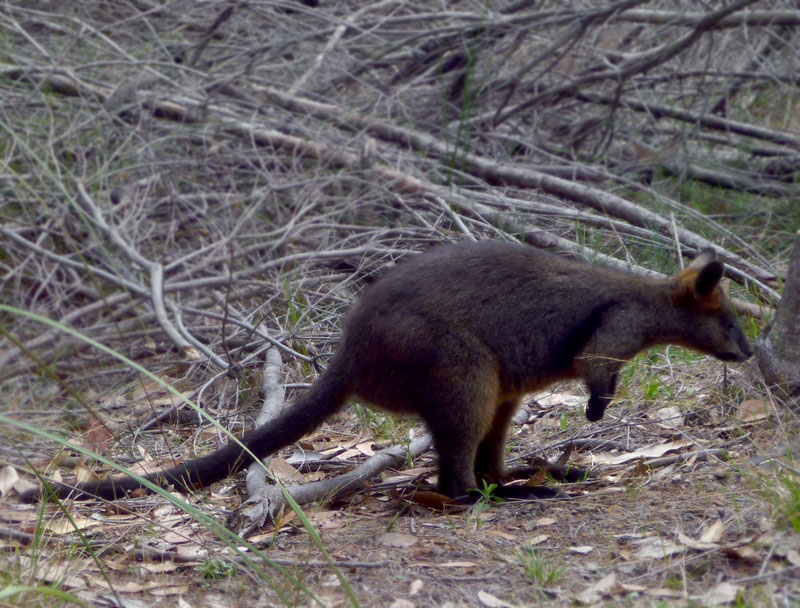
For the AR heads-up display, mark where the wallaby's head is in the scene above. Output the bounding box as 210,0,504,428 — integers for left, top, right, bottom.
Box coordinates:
671,249,753,362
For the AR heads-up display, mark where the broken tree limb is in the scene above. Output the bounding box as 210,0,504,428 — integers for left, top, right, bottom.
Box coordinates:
244,346,286,499
253,84,778,296
229,434,434,535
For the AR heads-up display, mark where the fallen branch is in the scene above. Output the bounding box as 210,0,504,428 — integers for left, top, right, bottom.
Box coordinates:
615,9,800,28
229,434,434,535
242,346,286,519
578,90,800,150
253,85,779,295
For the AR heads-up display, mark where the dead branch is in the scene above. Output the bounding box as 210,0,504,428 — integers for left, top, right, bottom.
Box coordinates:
615,9,800,28
75,184,213,365
230,434,434,535
578,90,800,149
253,85,779,295
243,346,285,513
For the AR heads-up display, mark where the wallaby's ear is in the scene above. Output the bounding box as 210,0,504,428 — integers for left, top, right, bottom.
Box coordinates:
688,248,717,270
694,260,724,297
675,248,725,301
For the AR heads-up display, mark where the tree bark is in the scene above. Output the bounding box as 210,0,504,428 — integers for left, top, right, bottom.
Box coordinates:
756,230,800,404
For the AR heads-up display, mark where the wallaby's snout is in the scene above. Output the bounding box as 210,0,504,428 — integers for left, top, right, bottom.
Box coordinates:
721,326,753,362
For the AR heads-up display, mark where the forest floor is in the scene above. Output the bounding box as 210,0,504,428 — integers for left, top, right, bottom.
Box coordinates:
4,358,799,607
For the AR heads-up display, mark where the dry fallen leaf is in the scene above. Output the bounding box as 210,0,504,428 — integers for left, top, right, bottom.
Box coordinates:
409,579,423,596
0,466,20,496
84,415,113,455
527,534,550,546
486,529,517,541
162,526,195,545
699,581,740,605
268,456,304,483
677,531,718,551
174,544,208,562
407,490,460,510
532,390,584,407
655,406,684,428
356,441,376,456
44,515,104,535
477,590,515,608
74,461,99,484
309,510,344,530
632,537,683,559
591,440,692,465
700,520,725,543
720,545,760,564
620,582,685,599
87,577,164,592
150,585,191,596
377,532,417,548
576,573,617,605
738,399,769,422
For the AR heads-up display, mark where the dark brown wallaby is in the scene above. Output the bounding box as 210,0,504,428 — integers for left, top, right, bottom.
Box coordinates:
21,241,753,503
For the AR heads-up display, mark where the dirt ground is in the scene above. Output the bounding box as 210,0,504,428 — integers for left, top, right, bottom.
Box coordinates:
3,357,799,608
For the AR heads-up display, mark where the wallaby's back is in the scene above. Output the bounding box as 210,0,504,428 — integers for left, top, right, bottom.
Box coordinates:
343,242,737,397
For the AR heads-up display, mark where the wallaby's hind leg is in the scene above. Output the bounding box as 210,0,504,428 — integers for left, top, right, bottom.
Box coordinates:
423,383,498,498
349,319,502,499
419,369,500,499
474,398,520,482
429,425,480,499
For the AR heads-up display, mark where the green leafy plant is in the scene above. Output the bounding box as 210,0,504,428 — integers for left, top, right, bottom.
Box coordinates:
470,479,500,503
468,479,503,515
196,558,237,580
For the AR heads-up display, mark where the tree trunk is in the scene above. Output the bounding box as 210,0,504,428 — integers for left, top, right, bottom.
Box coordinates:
756,230,800,404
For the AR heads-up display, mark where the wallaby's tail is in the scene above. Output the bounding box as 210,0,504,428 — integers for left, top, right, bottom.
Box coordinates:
21,364,351,502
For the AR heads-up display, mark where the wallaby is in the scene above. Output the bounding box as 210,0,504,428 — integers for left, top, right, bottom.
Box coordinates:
21,241,753,503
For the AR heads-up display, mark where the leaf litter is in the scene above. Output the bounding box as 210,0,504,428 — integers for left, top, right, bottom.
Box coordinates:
3,362,799,607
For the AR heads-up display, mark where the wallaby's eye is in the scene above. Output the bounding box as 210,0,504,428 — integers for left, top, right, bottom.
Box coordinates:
724,321,735,331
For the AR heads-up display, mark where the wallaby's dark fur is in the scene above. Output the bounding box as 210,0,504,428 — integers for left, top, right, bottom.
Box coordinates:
21,241,753,503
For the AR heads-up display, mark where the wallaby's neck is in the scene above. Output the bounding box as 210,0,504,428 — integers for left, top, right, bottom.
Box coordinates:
615,275,689,355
